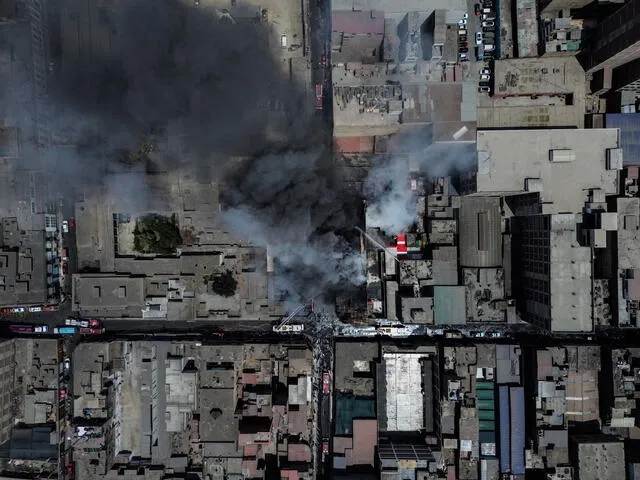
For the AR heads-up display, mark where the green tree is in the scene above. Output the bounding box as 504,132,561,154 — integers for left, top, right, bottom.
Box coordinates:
210,270,237,297
133,214,182,254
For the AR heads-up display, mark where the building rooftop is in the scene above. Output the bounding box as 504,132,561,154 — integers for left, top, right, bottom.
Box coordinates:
0,218,48,306
549,214,593,333
459,196,502,268
381,350,434,432
434,286,466,325
476,129,620,214
72,274,145,317
335,341,378,397
477,57,587,128
573,435,625,480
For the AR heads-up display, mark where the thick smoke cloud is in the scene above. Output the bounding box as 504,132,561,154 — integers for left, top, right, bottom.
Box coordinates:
16,0,363,306
41,0,318,197
4,0,476,308
364,129,476,234
221,151,366,305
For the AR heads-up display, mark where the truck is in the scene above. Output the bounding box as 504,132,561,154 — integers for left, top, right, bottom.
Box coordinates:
273,324,304,333
9,324,35,334
66,318,89,328
54,326,78,335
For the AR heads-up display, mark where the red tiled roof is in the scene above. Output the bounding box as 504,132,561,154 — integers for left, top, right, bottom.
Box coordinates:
332,10,384,35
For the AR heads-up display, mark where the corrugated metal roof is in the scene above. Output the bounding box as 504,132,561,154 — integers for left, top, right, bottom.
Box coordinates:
479,410,496,421
477,389,495,400
479,420,495,431
510,387,525,475
476,381,495,391
499,386,510,473
477,399,494,410
480,430,496,443
459,196,502,268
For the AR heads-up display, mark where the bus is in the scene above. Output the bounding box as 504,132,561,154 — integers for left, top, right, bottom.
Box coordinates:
9,324,35,334
54,326,78,335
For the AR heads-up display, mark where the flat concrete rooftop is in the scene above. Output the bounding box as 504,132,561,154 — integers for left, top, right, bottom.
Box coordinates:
476,129,619,214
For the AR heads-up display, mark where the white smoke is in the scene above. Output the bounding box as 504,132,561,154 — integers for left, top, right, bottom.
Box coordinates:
363,131,476,235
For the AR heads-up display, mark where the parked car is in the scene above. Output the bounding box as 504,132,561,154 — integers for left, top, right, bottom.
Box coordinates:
323,372,331,393
489,332,502,338
322,441,329,457
482,7,492,13
480,74,491,81
479,68,491,75
65,318,89,327
474,3,481,14
476,32,483,45
459,41,468,47
321,54,327,66
459,34,467,41
68,218,75,229
12,307,25,313
62,263,68,274
43,305,56,312
458,28,467,35
459,53,469,61
59,389,67,400
459,47,469,53
64,357,71,370
34,325,48,333
482,13,496,20
458,18,467,25
62,247,69,260
482,26,494,32
62,220,69,233
28,306,42,313
462,12,469,18
89,318,101,327
484,44,495,51
482,20,495,27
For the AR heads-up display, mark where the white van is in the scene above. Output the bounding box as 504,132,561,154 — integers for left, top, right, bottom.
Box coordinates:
280,34,288,48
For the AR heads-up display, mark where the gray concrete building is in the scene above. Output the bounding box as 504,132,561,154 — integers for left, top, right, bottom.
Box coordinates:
515,213,592,332
477,57,587,129
570,435,625,480
475,129,621,214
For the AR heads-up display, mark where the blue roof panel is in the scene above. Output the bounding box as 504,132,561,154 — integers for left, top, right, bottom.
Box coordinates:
606,113,640,166
499,386,510,473
510,386,525,475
